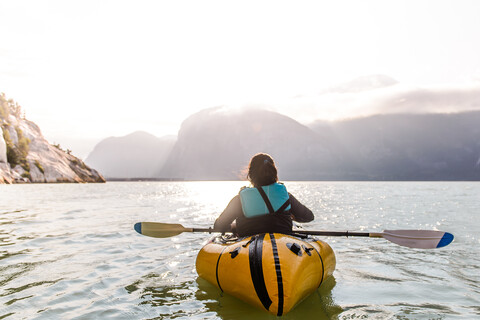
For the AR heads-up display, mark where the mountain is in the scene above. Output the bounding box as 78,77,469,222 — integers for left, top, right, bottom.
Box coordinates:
309,112,480,180
85,131,175,179
158,107,344,180
158,107,480,181
0,94,105,184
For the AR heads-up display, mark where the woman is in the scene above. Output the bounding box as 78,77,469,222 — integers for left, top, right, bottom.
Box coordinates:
214,153,314,237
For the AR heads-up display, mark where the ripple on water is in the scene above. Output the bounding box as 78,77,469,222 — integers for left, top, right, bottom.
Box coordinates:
0,258,51,288
0,182,478,320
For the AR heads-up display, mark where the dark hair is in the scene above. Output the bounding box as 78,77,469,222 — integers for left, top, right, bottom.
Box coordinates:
247,153,278,187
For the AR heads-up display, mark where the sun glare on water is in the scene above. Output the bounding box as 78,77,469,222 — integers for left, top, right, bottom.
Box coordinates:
169,181,246,224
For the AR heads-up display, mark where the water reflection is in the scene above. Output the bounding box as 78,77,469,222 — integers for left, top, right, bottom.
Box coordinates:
195,276,342,320
128,274,342,320
128,278,211,319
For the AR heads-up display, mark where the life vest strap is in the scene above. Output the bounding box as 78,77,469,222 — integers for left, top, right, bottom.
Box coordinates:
256,186,291,214
256,186,275,214
276,198,291,214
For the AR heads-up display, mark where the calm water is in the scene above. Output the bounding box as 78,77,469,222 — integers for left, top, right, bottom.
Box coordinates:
0,181,479,319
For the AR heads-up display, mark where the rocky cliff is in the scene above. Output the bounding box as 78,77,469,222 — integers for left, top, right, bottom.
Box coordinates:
0,94,105,183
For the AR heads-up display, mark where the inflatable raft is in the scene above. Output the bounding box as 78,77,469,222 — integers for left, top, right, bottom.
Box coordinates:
195,232,336,316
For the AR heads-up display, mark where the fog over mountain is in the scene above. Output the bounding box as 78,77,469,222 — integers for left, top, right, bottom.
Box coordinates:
274,75,480,124
85,131,175,178
83,75,480,181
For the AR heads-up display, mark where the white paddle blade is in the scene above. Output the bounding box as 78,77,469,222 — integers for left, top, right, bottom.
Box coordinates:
382,230,454,249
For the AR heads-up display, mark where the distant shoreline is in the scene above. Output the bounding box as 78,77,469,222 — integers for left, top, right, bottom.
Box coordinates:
106,177,185,182
104,178,480,182
2,179,480,184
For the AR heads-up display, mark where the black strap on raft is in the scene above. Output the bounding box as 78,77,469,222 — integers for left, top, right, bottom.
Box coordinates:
249,234,272,311
256,186,291,214
215,246,228,292
248,233,285,316
310,245,325,288
269,233,284,316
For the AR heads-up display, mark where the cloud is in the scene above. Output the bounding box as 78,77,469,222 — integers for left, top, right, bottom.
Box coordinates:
372,83,480,114
269,76,480,123
320,74,399,94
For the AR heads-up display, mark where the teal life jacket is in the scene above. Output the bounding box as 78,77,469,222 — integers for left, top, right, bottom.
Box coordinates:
239,183,291,218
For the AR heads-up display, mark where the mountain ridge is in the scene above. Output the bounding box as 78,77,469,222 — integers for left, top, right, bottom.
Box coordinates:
85,107,480,181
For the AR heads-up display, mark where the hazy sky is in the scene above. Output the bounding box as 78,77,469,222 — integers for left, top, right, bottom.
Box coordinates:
1,0,480,158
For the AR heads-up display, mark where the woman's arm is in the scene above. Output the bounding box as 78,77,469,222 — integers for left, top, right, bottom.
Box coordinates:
289,193,314,222
213,195,242,232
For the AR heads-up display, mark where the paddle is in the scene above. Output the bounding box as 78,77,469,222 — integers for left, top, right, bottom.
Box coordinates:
133,222,454,249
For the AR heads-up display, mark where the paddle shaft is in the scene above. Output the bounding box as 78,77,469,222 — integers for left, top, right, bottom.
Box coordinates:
185,228,376,238
191,227,216,233
294,230,381,237
166,225,379,238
